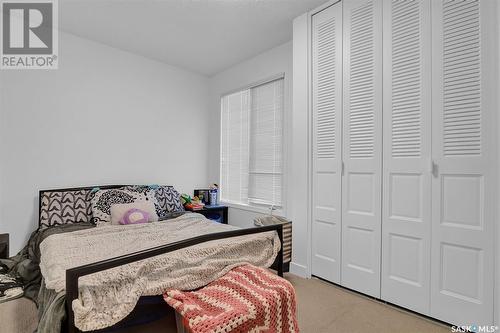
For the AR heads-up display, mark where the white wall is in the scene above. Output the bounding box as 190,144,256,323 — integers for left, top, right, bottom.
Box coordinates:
206,41,309,275
0,32,210,254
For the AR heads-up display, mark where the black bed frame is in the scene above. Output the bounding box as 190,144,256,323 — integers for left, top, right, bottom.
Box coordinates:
38,185,284,333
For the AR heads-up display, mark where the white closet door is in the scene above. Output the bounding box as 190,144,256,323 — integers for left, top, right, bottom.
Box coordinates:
311,2,343,283
430,0,496,325
342,0,383,297
381,0,432,314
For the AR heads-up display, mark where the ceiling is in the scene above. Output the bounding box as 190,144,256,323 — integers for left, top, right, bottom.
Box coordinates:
59,0,327,76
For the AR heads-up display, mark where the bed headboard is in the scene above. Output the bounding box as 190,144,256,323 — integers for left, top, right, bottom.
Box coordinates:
38,184,185,229
38,185,130,228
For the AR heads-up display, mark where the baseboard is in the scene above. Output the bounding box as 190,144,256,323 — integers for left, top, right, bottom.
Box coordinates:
290,262,308,278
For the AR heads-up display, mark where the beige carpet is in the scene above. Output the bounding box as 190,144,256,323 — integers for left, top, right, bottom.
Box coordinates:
288,274,449,333
119,273,450,333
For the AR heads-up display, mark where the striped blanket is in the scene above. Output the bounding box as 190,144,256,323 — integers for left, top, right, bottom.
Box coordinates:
164,265,299,333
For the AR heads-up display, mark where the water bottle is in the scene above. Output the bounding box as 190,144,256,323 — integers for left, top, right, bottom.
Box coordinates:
209,189,218,206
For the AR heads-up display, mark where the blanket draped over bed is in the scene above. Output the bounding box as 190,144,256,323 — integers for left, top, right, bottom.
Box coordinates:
39,213,280,332
164,264,299,333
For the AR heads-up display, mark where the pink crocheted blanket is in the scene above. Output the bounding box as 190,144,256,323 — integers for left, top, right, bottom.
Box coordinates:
163,264,299,333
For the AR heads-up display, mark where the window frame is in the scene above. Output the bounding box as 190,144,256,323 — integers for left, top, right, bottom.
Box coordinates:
219,73,286,214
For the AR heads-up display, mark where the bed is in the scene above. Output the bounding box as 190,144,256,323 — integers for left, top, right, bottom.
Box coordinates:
32,185,285,333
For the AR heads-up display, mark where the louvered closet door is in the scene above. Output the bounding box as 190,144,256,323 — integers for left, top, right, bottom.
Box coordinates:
341,0,383,297
311,1,343,283
381,0,432,314
430,0,496,325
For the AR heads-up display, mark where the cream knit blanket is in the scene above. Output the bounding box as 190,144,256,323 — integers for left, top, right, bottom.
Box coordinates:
39,213,280,331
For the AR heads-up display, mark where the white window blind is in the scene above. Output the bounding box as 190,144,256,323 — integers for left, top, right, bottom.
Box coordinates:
220,77,284,207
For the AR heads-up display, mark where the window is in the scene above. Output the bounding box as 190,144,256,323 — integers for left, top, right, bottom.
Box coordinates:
220,77,284,208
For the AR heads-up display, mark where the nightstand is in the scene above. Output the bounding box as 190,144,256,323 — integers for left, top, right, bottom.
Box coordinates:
186,205,228,224
0,234,9,259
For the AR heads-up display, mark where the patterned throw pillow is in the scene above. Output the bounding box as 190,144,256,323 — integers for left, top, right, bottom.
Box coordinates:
124,185,184,219
154,186,184,218
39,190,92,229
123,185,163,217
90,188,157,226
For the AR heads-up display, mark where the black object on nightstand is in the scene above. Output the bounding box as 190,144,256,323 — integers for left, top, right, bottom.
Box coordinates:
0,234,9,259
186,205,228,224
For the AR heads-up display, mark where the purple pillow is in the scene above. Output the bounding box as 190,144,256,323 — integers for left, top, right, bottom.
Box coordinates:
119,208,150,225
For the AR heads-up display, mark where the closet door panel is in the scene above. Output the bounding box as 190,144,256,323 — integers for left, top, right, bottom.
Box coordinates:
311,2,343,283
430,0,495,325
381,0,432,314
342,0,383,297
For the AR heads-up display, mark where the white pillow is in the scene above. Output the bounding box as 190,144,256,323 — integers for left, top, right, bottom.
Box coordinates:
110,201,159,225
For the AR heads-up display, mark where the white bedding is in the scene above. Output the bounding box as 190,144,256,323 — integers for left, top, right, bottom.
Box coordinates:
39,213,279,331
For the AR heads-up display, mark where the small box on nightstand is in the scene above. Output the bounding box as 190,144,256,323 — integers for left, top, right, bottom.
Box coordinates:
0,234,9,259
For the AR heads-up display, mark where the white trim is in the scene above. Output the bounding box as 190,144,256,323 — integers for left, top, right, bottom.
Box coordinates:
221,201,285,216
310,0,342,16
495,0,500,325
220,73,285,99
305,11,313,279
292,12,313,279
290,262,308,278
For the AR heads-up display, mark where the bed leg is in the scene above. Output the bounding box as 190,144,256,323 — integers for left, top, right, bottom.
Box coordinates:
278,264,284,277
66,271,80,333
66,301,77,333
175,311,186,333
277,225,284,278
66,316,79,333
